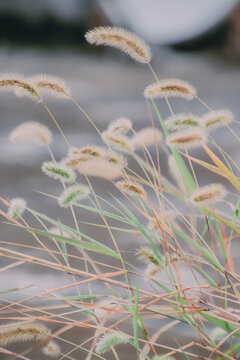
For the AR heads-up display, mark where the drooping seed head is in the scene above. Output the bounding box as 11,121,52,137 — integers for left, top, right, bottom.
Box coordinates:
30,74,70,99
102,130,133,153
107,117,132,135
166,128,207,149
95,331,129,355
42,340,60,358
115,180,146,198
10,121,52,147
190,184,226,207
0,321,50,346
67,145,106,159
76,159,124,180
131,127,162,149
7,198,26,220
85,26,152,64
58,184,90,208
0,74,39,100
144,79,197,100
165,113,200,131
136,246,160,266
41,161,76,183
201,109,234,132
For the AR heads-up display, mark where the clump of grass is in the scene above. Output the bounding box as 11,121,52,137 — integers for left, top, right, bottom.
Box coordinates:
1,24,240,360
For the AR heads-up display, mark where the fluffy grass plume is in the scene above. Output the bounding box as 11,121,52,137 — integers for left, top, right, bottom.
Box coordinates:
58,184,90,208
166,128,206,149
137,246,159,266
102,130,133,153
95,331,129,354
115,180,146,198
7,198,26,220
165,113,200,130
10,121,52,147
42,161,76,183
0,322,50,346
31,74,71,98
0,73,39,100
201,109,234,131
42,340,60,357
144,79,197,100
131,127,162,149
85,26,152,64
107,117,132,134
65,157,124,180
190,183,226,206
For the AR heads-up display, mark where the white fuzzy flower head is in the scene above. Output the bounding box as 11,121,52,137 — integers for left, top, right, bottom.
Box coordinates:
75,159,125,180
67,145,107,159
85,26,152,64
7,198,26,220
0,73,39,100
95,331,129,355
107,117,132,135
115,181,146,198
166,128,207,149
190,184,226,207
144,79,197,100
42,161,76,183
0,321,50,346
58,184,90,208
30,74,70,99
201,109,234,132
10,121,52,147
131,127,162,149
102,130,133,153
165,113,200,131
42,340,60,358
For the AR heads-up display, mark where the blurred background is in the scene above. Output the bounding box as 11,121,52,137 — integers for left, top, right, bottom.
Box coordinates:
1,1,240,354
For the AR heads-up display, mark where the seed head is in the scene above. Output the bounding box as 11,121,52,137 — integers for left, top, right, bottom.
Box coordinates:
137,246,159,266
131,127,162,149
30,74,70,98
0,74,39,100
0,321,50,346
201,109,234,132
7,198,26,220
42,340,60,357
95,331,129,354
165,113,200,130
166,128,206,149
58,184,90,208
190,184,226,207
85,26,152,64
144,79,197,100
10,121,52,147
102,130,133,153
107,117,132,135
115,181,146,198
42,161,76,183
